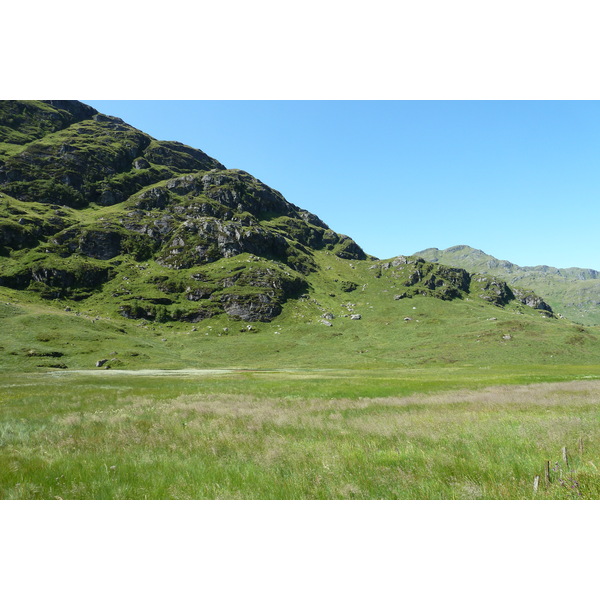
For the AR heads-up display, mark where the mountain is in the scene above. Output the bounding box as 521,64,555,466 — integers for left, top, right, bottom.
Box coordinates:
415,245,600,326
1,101,599,371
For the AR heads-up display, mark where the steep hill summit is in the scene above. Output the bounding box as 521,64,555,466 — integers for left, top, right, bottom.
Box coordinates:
415,245,600,325
0,100,367,322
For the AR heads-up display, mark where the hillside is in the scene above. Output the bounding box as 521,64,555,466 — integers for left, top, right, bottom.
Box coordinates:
415,245,600,326
1,101,599,371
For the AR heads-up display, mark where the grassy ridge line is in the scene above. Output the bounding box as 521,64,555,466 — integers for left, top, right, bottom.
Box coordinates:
1,374,598,499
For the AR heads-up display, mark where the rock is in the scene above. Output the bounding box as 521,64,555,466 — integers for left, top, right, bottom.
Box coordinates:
474,276,514,306
502,334,512,340
96,359,108,367
404,317,412,321
512,288,553,313
133,158,150,169
320,319,333,326
350,314,362,320
220,293,282,322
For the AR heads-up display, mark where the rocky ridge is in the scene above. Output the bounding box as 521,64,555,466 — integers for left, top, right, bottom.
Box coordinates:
415,245,599,325
1,101,556,324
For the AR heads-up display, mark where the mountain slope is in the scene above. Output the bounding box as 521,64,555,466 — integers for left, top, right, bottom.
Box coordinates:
1,101,599,371
0,100,369,323
415,245,600,326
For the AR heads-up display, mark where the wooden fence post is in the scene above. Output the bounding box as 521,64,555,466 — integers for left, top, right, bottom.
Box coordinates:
544,460,551,485
562,447,569,469
579,438,584,455
533,475,540,493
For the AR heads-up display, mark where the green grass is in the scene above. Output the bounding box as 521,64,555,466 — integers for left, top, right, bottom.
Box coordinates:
1,371,598,499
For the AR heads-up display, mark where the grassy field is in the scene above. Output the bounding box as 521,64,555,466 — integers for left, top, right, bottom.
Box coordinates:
3,276,600,500
1,368,599,499
3,237,600,500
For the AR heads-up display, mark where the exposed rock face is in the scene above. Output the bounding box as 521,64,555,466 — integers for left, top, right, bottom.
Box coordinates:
79,230,122,260
157,218,290,269
334,238,367,260
412,245,595,322
473,276,514,306
394,259,472,301
220,293,282,322
0,263,112,300
512,288,553,313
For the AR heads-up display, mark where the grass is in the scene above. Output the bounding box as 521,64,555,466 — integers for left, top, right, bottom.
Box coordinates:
1,371,599,499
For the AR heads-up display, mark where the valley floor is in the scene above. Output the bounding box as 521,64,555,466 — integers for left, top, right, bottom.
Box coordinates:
1,368,599,499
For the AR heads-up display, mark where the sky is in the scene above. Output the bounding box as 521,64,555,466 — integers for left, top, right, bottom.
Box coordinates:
86,100,600,270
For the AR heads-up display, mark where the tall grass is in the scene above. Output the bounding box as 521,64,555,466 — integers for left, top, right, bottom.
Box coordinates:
1,373,598,499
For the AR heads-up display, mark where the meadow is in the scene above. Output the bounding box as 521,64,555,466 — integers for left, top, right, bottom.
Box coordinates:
3,256,600,500
1,367,599,499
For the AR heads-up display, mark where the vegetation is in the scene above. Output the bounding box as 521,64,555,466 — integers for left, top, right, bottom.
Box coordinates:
1,101,599,499
1,371,598,499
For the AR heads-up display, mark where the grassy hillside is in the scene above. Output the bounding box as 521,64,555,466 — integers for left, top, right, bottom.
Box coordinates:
416,245,600,326
2,244,600,372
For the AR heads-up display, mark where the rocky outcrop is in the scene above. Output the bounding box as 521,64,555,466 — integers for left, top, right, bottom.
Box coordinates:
0,100,97,144
0,102,223,208
513,288,553,313
0,262,112,298
50,227,123,260
394,259,471,301
219,292,282,322
472,276,515,306
156,218,290,269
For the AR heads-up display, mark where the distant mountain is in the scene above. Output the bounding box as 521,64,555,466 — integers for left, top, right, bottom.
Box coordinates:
415,245,600,325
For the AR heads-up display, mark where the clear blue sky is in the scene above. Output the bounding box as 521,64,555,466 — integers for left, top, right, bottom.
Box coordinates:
86,101,600,270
